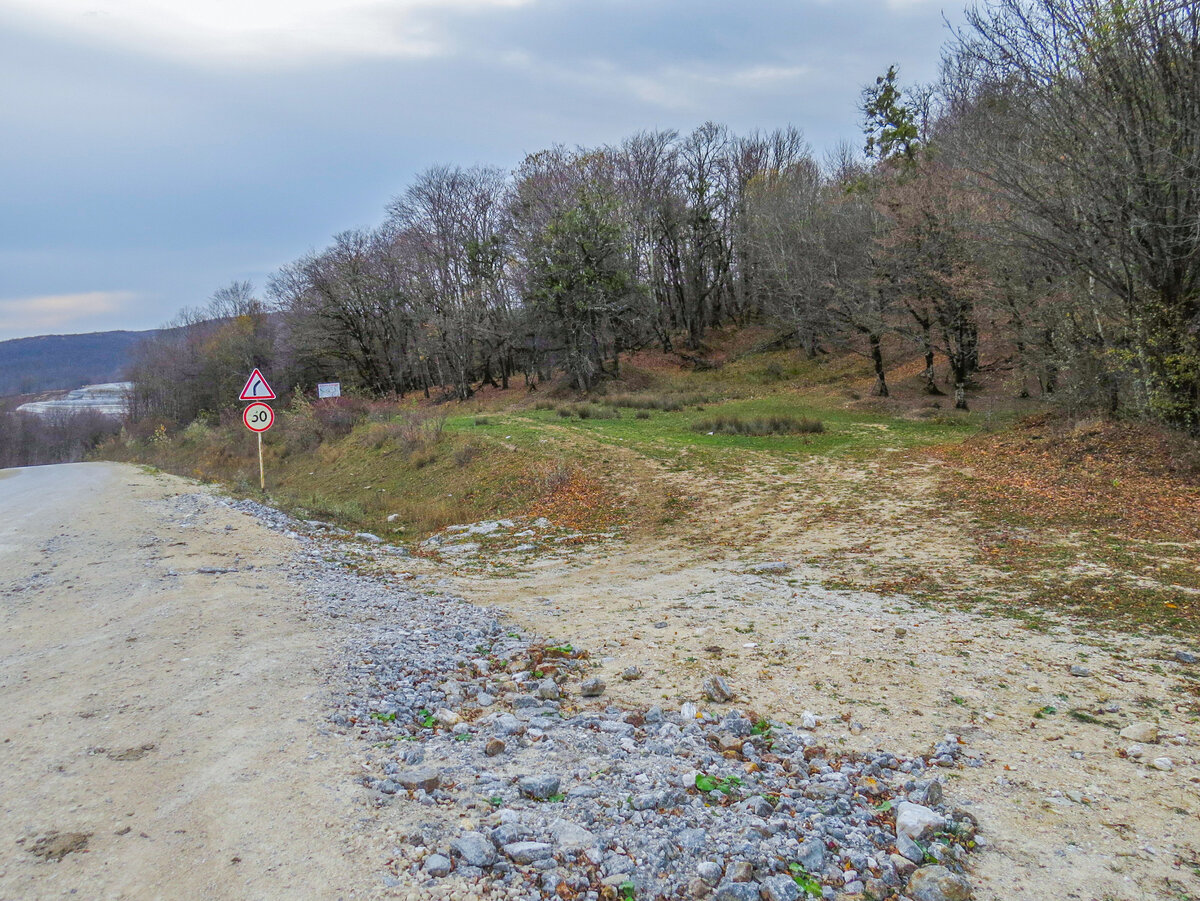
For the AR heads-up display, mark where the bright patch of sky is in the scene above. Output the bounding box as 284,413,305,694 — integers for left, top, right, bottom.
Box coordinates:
0,0,963,340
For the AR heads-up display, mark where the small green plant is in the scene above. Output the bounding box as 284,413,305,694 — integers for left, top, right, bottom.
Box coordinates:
873,799,893,812
417,709,436,728
751,718,773,736
788,862,822,896
618,880,636,900
952,696,966,706
911,838,939,864
1033,704,1058,719
545,791,566,803
488,796,503,807
1068,708,1109,725
368,711,396,722
546,643,575,655
695,773,743,795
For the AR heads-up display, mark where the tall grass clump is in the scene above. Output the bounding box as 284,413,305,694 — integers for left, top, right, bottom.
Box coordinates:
691,415,824,436
358,409,446,456
606,392,711,412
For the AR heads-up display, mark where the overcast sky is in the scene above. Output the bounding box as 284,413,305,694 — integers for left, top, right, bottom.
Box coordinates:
0,0,964,341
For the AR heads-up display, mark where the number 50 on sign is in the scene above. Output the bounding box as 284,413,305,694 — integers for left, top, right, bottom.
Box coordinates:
242,402,274,432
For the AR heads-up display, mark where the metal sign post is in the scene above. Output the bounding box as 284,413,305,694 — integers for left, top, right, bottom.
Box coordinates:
242,401,275,491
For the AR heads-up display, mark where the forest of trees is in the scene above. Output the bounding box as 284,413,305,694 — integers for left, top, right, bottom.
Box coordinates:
128,0,1200,436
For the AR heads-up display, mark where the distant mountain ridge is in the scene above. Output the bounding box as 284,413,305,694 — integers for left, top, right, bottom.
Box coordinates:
0,329,159,396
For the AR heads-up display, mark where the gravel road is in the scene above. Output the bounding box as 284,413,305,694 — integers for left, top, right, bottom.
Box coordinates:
0,463,383,900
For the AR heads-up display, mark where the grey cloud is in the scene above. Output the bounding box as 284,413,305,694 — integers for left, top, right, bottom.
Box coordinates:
0,0,963,340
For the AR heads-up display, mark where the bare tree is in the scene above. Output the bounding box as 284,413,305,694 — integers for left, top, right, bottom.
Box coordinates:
945,0,1200,430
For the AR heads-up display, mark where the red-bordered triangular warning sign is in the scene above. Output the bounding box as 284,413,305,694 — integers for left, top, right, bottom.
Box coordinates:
239,368,276,401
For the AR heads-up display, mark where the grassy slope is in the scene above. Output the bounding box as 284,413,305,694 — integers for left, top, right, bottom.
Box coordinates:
97,332,1200,636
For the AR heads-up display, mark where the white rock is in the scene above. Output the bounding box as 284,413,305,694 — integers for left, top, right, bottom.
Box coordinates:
434,708,461,727
1152,757,1174,771
895,802,946,841
548,818,598,850
1120,722,1159,743
801,710,819,730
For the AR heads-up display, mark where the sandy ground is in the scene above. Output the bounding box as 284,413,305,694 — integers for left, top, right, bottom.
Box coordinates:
427,453,1200,901
0,463,381,901
4,457,1199,900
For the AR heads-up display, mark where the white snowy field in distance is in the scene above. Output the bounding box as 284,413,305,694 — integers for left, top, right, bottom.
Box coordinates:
16,383,132,418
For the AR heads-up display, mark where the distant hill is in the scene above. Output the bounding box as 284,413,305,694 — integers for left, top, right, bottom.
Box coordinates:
0,329,160,396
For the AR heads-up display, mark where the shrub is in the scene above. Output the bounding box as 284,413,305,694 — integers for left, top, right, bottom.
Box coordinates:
754,361,786,383
635,409,651,420
453,442,482,467
691,415,824,436
312,396,369,439
474,416,490,426
362,410,446,455
180,419,212,443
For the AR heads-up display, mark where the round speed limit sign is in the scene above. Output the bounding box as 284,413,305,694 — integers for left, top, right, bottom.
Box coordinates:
242,402,275,432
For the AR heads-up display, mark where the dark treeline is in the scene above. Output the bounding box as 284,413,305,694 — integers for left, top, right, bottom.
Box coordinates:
0,411,122,469
129,0,1200,435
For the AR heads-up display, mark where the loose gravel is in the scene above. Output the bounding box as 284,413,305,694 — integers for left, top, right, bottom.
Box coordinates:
226,498,977,900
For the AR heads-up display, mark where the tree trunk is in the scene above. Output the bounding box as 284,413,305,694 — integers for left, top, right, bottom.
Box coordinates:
869,334,889,397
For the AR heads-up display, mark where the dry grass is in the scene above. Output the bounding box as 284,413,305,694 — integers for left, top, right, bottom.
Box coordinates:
932,414,1200,540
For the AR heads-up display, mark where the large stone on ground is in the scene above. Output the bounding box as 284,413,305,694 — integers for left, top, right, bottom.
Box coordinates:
759,874,800,901
423,853,452,876
702,675,734,703
712,883,760,901
895,801,945,841
502,841,554,864
1119,722,1159,743
907,865,972,901
395,768,441,792
518,774,561,800
450,831,497,867
795,839,824,872
548,818,597,850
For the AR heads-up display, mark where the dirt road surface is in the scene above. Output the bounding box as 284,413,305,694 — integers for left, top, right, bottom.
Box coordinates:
424,454,1200,901
0,463,380,900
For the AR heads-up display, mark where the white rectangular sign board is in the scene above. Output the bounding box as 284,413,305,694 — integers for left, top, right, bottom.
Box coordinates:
317,382,341,399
